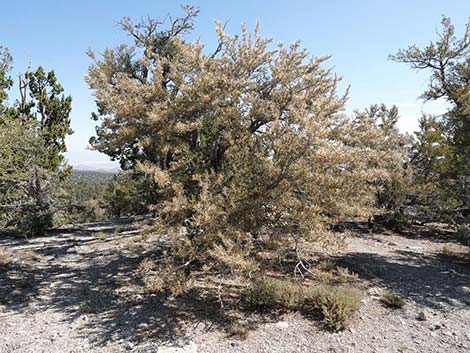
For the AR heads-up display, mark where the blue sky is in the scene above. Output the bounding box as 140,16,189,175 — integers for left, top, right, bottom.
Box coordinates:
1,0,469,169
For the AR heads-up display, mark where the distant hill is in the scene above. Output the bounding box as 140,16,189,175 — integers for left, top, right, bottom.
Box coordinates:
71,169,116,183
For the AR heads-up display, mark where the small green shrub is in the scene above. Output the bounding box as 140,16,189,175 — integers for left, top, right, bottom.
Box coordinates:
246,277,305,310
380,291,405,309
318,259,336,271
114,226,125,235
17,204,53,237
93,231,107,240
246,277,362,330
227,320,249,338
314,263,358,284
78,302,97,314
455,224,470,246
441,245,452,256
314,287,362,331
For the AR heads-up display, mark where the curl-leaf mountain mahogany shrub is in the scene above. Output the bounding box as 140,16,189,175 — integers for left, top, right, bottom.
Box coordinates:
87,11,403,293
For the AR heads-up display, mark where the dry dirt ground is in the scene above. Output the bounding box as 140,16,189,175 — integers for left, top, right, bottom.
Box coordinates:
0,220,469,353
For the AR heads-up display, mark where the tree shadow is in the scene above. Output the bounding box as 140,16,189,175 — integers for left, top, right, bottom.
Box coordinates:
0,223,239,348
393,224,460,244
333,249,470,310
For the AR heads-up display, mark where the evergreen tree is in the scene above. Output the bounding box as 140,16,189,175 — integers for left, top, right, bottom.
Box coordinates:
0,48,72,235
391,16,470,223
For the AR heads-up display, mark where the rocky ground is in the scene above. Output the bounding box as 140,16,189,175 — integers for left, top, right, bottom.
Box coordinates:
0,220,469,353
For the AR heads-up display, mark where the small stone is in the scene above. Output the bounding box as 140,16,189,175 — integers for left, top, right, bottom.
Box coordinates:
125,342,135,350
416,311,426,321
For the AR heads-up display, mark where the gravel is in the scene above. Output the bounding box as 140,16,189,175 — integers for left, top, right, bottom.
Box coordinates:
0,220,469,353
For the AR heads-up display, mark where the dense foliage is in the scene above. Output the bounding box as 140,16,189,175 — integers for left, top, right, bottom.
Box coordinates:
391,16,470,227
1,9,467,300
0,47,72,235
87,7,406,292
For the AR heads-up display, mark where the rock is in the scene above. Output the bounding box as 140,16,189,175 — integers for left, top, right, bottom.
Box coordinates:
126,342,135,350
416,312,426,321
367,287,381,296
274,321,289,329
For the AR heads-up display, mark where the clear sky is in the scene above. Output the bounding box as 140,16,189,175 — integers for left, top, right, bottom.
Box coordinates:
1,0,469,169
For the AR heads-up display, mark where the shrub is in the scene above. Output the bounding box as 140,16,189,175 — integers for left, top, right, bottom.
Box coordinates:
78,302,97,314
441,245,452,257
93,231,107,240
314,260,358,283
313,287,362,330
0,248,12,270
227,320,249,338
87,7,406,295
246,277,305,311
380,291,405,309
455,224,470,246
17,204,53,237
246,277,362,330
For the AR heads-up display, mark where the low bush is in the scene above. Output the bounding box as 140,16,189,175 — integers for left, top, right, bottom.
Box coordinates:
455,224,470,246
78,302,97,314
313,260,359,283
93,231,107,240
246,277,362,330
312,286,362,330
246,277,305,311
227,320,249,338
380,291,405,309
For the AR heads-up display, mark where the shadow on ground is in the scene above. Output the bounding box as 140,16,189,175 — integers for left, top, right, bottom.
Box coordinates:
1,219,469,349
0,219,240,348
334,249,470,310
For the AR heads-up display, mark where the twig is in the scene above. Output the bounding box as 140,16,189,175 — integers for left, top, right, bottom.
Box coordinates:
217,274,224,310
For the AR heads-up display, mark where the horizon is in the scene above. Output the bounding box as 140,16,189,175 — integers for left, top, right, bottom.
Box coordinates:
1,0,469,168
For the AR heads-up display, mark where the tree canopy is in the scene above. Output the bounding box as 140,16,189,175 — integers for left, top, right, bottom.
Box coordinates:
0,48,72,234
87,7,405,292
391,16,470,222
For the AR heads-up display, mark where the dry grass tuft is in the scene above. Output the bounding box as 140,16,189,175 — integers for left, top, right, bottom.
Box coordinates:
93,231,107,240
78,302,97,314
246,277,362,331
380,291,405,309
227,320,249,338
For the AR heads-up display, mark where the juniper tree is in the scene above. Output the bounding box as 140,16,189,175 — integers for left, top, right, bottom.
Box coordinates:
0,119,54,234
14,67,73,171
0,48,72,234
354,104,412,226
87,7,405,293
391,16,470,223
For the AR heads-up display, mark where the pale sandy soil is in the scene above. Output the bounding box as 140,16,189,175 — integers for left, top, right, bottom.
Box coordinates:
0,220,469,353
